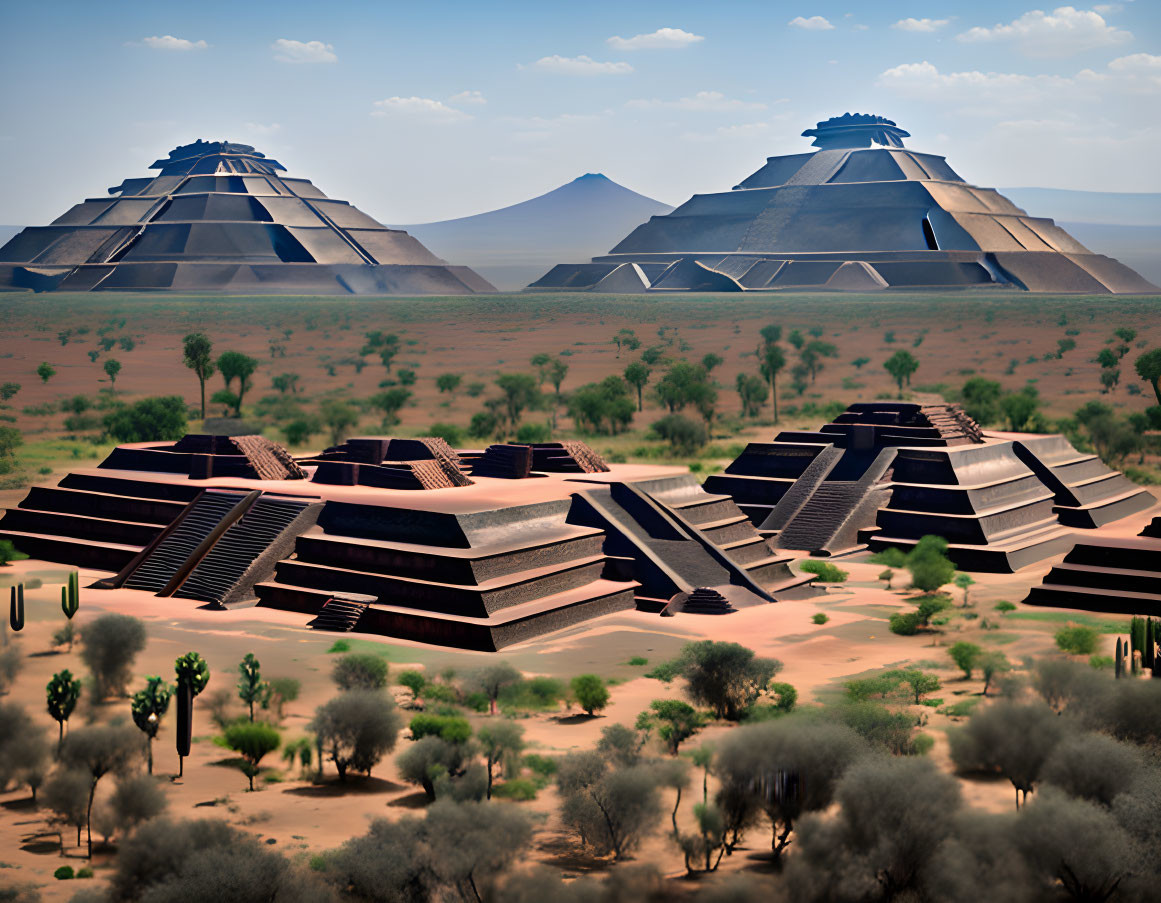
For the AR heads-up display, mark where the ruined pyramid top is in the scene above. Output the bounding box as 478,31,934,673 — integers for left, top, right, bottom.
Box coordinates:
147,139,287,175
801,113,910,149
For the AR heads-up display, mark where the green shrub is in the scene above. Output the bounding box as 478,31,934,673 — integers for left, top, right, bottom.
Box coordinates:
55,866,75,880
800,560,848,582
812,613,829,625
994,600,1017,613
938,698,981,718
523,753,558,777
1055,625,1100,655
491,778,538,801
889,612,921,635
409,713,471,744
1089,655,1114,670
326,640,350,654
869,547,908,568
76,867,93,879
627,656,648,666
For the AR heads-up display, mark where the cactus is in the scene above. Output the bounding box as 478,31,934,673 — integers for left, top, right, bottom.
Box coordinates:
1115,637,1123,679
176,681,193,777
61,571,79,619
1147,619,1157,671
9,584,24,632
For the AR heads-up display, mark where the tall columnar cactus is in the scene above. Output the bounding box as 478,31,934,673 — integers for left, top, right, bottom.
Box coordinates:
1146,618,1157,671
1130,617,1144,660
61,571,80,619
9,584,24,632
1115,638,1124,679
174,651,210,778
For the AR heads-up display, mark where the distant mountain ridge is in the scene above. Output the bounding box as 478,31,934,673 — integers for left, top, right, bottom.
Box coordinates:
391,173,673,291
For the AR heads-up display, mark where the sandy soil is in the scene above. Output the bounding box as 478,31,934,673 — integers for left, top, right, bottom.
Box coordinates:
1,486,1156,901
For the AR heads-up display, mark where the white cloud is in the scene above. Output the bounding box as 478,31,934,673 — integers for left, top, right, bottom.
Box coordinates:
1093,3,1123,13
449,90,486,105
875,55,1160,103
526,55,633,75
606,27,705,50
272,39,337,64
892,18,950,32
141,35,207,51
244,122,281,135
788,16,834,31
626,90,766,112
371,97,471,122
957,6,1131,57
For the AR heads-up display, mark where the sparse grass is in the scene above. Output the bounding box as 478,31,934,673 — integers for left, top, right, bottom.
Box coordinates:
1006,611,1128,634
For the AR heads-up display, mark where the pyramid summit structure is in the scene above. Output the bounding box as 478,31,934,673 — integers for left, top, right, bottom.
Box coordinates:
0,139,495,295
528,114,1158,294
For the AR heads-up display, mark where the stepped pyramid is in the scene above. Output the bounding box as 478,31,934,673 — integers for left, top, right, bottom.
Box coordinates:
704,402,1153,572
529,113,1157,294
0,139,495,295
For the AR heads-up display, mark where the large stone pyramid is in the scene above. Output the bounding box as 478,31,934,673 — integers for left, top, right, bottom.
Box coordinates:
0,139,496,295
529,113,1157,294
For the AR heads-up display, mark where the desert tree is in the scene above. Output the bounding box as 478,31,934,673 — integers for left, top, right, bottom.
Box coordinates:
643,699,705,755
370,387,411,429
216,350,259,415
735,372,768,418
42,768,90,848
922,811,1033,903
130,675,172,774
223,721,280,791
469,662,522,715
271,372,299,395
320,398,359,445
949,700,1066,808
436,372,462,395
624,360,651,412
784,756,962,903
37,361,56,383
948,641,982,679
1134,347,1161,404
109,816,327,903
953,572,975,607
397,735,465,800
46,669,82,750
310,689,402,783
652,756,690,836
494,373,542,433
102,357,122,391
331,652,388,691
236,652,268,721
79,613,146,699
0,702,49,802
262,676,301,720
1041,733,1141,807
906,534,956,594
477,719,525,800
570,673,610,716
597,722,645,767
59,723,140,858
557,750,662,860
979,650,1012,696
1000,385,1041,431
884,349,920,397
182,331,217,413
107,772,168,835
661,640,783,721
397,669,426,705
715,718,866,861
102,395,188,442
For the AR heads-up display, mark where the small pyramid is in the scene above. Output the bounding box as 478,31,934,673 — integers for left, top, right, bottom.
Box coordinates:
529,114,1157,294
0,139,495,295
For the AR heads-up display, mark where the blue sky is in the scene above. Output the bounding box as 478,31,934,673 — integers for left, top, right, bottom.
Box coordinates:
1,1,1158,224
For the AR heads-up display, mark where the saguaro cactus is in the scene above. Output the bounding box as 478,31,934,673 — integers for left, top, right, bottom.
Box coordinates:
61,571,80,619
1115,637,1124,679
175,681,193,777
9,584,24,632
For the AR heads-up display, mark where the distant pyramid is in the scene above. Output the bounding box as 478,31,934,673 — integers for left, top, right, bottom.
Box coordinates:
529,114,1157,294
0,140,495,295
394,173,673,291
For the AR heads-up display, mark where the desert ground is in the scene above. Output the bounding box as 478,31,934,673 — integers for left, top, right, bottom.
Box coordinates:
0,290,1159,900
1,484,1156,901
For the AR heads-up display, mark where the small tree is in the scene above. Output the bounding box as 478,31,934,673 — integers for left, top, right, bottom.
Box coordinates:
884,350,920,397
0,539,28,567
103,358,122,390
469,662,522,715
223,721,280,791
320,398,359,445
1134,347,1161,404
888,669,942,705
311,690,402,782
570,674,610,716
216,351,259,415
108,773,167,835
103,396,187,442
948,642,982,679
331,653,388,691
436,373,462,395
879,568,895,589
477,720,525,800
667,641,782,721
46,669,82,750
954,573,975,607
397,670,426,705
906,535,956,595
557,751,661,860
37,362,56,384
624,361,651,412
1055,625,1099,656
43,768,90,848
647,699,705,755
60,724,139,858
236,653,268,721
979,651,1012,696
130,676,171,775
79,613,146,699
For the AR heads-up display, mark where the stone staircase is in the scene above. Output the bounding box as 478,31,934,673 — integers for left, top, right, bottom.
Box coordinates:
175,495,317,605
307,597,371,632
124,491,249,593
663,587,735,616
777,481,863,551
